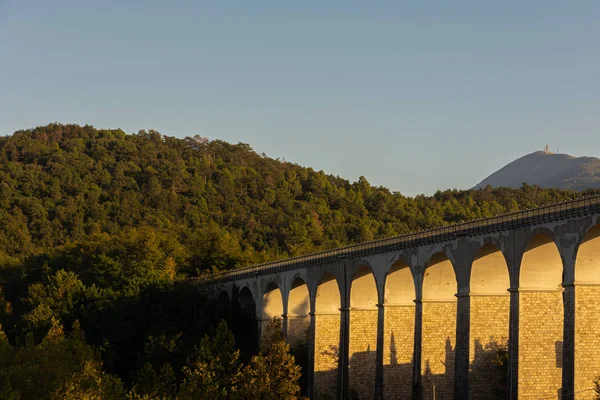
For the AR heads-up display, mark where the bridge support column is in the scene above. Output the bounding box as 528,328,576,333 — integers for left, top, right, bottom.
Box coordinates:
281,313,288,338
454,293,470,399
562,284,575,400
307,311,316,399
507,289,519,400
258,318,266,347
338,307,350,400
413,299,423,400
374,303,385,400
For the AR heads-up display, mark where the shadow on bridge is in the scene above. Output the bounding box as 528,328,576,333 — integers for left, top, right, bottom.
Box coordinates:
313,334,508,400
469,337,508,400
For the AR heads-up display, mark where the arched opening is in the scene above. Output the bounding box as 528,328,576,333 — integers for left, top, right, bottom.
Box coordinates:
216,290,232,321
288,277,310,344
238,286,255,316
421,252,457,400
261,282,283,339
233,286,257,361
518,234,563,399
349,265,378,399
383,260,415,400
469,243,510,400
574,224,600,396
314,273,341,399
218,290,231,303
287,277,310,396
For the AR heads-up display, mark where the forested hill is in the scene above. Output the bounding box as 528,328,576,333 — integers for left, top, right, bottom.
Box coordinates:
2,123,600,275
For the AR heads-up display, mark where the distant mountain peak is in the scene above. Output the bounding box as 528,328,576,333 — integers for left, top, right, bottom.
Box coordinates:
474,151,600,191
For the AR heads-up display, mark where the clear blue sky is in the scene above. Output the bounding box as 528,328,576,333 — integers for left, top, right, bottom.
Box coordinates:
1,1,599,196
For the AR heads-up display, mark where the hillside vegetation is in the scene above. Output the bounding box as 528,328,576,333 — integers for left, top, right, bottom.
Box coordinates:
2,124,597,273
1,123,599,398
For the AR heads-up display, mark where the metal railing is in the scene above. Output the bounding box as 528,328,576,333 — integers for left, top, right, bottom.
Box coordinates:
199,195,600,285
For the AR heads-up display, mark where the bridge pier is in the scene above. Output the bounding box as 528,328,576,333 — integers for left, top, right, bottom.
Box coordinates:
282,313,288,337
307,311,316,399
338,306,350,400
413,298,423,400
508,288,519,400
562,284,575,400
454,293,470,400
374,303,385,400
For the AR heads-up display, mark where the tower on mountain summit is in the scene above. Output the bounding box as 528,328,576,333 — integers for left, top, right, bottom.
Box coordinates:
544,143,554,154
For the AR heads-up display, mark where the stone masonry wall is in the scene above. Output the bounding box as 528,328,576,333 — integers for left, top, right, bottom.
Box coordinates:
575,285,600,399
469,295,509,400
383,305,415,400
315,313,340,399
287,315,310,346
518,291,563,400
421,301,456,400
349,309,378,400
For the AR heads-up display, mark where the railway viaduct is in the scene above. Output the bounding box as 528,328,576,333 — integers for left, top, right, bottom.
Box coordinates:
201,196,600,400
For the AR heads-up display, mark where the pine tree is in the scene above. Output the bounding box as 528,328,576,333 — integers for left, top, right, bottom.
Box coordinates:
179,320,242,400
237,318,302,400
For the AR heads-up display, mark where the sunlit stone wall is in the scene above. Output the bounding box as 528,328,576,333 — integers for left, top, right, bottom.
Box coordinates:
314,313,340,399
349,309,378,399
469,295,509,400
383,305,415,400
574,285,600,399
421,301,456,400
518,291,563,400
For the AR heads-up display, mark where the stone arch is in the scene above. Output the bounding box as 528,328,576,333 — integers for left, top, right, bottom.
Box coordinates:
574,224,600,395
518,233,564,399
217,289,230,301
423,251,456,300
384,260,415,305
520,233,563,289
287,277,310,345
575,224,600,283
262,281,283,319
216,290,232,319
261,281,284,338
238,286,256,317
349,264,379,399
470,242,510,294
233,286,258,360
289,277,310,315
520,226,558,252
314,273,341,399
383,260,416,399
421,251,457,400
350,264,379,308
468,243,510,399
315,272,342,313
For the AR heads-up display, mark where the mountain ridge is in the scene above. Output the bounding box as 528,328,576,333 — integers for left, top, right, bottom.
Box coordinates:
474,151,600,190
